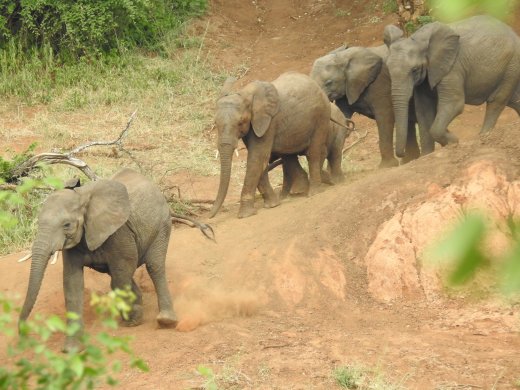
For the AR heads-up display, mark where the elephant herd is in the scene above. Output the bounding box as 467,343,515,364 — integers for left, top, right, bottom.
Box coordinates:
18,15,520,352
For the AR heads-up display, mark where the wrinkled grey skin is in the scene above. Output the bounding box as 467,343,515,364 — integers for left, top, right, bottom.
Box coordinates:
277,102,351,197
384,15,520,157
210,72,330,219
311,45,432,167
19,168,177,352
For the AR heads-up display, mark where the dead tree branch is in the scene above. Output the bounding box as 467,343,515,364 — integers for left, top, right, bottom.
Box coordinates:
7,111,138,184
11,153,99,181
68,110,137,156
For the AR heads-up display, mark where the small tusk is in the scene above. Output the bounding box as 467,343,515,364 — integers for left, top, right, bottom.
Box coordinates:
235,148,239,157
18,252,32,263
50,251,59,265
215,149,219,159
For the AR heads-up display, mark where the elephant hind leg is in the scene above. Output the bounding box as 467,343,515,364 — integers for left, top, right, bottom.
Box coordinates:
506,84,520,116
144,222,177,328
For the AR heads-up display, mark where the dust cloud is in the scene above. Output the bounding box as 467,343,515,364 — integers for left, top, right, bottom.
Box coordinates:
173,283,265,332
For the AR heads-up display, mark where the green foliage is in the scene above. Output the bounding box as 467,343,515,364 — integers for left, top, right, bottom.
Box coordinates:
382,0,398,15
404,15,435,34
430,0,516,22
332,364,405,390
427,213,520,293
0,146,63,253
334,365,363,389
0,143,37,183
0,288,147,389
0,0,208,61
197,365,218,390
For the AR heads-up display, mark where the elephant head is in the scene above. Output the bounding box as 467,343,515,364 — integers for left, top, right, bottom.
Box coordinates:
19,180,130,323
209,78,280,218
384,22,460,157
310,46,383,108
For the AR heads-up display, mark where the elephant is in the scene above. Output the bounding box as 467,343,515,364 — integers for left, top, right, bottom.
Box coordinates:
273,102,353,197
310,44,432,167
384,15,520,157
210,71,331,219
19,168,179,352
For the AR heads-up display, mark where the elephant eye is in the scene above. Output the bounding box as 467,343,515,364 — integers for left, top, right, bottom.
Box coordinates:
63,222,72,230
324,79,333,87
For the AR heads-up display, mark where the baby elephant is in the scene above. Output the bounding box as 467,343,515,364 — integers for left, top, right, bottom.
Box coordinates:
276,102,352,197
19,168,178,352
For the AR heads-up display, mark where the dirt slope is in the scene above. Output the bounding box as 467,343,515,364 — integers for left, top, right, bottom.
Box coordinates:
2,1,520,389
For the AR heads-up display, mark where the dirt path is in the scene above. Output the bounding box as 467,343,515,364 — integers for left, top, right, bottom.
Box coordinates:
2,1,520,389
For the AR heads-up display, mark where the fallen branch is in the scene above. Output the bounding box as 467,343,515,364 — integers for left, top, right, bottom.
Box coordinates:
8,111,138,183
171,212,215,242
11,153,99,181
68,110,137,156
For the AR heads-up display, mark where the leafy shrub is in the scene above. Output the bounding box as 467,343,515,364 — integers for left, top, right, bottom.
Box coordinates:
0,0,208,60
0,288,148,389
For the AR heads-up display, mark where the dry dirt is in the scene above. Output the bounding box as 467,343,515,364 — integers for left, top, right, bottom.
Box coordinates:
2,1,520,389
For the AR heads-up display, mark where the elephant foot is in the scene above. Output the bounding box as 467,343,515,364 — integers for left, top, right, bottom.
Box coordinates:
290,175,310,195
63,336,83,354
379,158,399,168
331,173,346,184
436,132,459,146
238,203,257,218
157,310,178,328
122,305,144,327
263,195,280,209
320,170,334,185
401,154,419,165
308,182,323,196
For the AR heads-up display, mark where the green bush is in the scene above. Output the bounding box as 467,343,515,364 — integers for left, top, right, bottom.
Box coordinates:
0,288,148,389
0,0,208,59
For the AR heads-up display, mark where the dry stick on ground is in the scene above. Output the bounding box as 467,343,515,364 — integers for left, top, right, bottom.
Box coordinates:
9,110,139,183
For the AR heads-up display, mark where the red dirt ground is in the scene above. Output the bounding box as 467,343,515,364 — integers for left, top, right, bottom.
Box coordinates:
2,1,520,388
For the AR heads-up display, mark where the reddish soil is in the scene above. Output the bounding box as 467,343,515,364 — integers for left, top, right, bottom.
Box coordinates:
2,1,520,388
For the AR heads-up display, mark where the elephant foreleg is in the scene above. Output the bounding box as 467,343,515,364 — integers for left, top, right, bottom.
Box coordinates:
62,254,85,353
428,79,463,146
257,167,280,209
239,137,272,218
374,111,399,168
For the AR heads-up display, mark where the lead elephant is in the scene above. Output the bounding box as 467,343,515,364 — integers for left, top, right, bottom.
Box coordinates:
310,45,432,167
384,15,520,156
210,72,331,219
19,168,178,352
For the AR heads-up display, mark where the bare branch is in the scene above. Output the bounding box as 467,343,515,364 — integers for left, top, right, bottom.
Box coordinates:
68,110,137,156
11,153,99,181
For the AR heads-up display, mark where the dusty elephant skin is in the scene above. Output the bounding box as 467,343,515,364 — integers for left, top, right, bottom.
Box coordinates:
384,15,520,157
274,102,352,198
210,71,331,219
18,168,177,352
310,44,432,168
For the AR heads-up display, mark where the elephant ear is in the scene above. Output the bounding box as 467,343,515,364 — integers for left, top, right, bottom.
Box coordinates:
415,22,459,89
219,76,237,99
327,43,349,55
250,81,280,137
383,24,404,47
76,180,131,251
344,49,382,105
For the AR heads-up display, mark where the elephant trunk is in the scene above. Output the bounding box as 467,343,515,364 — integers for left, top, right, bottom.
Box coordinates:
392,86,413,158
19,233,56,324
209,143,235,218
